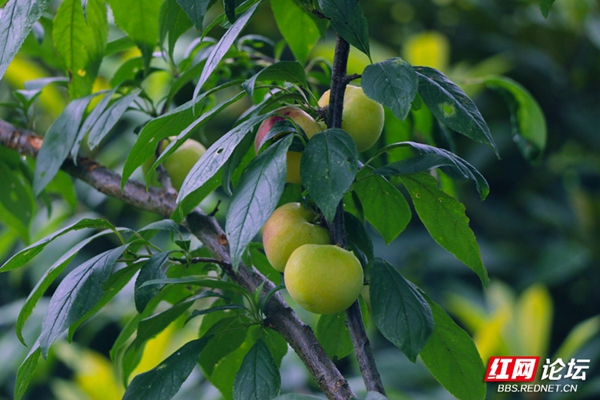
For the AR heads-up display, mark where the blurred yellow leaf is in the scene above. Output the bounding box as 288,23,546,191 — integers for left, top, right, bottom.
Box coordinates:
515,284,552,357
403,31,450,72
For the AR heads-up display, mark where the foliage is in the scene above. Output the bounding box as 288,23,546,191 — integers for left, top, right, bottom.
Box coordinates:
1,0,599,400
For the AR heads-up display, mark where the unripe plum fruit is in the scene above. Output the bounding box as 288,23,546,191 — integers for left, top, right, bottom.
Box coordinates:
318,85,384,152
142,137,206,192
284,244,364,315
262,202,331,272
255,106,322,183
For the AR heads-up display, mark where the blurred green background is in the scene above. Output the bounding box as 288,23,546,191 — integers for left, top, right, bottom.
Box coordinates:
1,0,599,399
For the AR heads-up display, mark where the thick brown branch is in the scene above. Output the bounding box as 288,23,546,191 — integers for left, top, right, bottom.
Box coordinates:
0,119,355,400
327,36,386,395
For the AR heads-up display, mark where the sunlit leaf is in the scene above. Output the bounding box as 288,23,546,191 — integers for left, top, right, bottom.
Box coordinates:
272,0,322,65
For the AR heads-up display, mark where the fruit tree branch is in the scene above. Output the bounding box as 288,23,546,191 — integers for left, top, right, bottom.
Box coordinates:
0,118,356,400
327,36,387,395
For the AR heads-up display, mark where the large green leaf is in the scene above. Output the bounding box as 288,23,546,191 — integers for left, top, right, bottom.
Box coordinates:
194,2,259,97
233,339,281,400
33,95,94,195
415,66,498,156
123,337,211,400
316,312,353,360
199,316,250,375
353,173,411,244
362,58,418,121
300,128,359,222
369,258,433,362
317,0,370,60
271,0,322,65
87,89,141,149
420,299,486,400
372,141,489,200
483,75,546,162
38,245,128,357
52,0,107,98
16,229,118,345
0,0,52,81
400,173,489,286
107,0,162,70
226,135,292,270
176,0,213,30
0,218,114,272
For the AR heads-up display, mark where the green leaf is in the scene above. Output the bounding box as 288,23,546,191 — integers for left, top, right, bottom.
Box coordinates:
199,316,250,375
415,66,498,156
33,95,94,195
135,252,171,313
400,173,489,286
372,141,489,200
226,135,292,270
68,262,141,341
233,339,281,400
0,218,114,272
87,89,141,149
16,229,117,345
482,75,547,161
160,0,193,58
14,341,42,400
123,337,211,400
369,258,433,362
38,245,128,357
301,128,359,222
0,161,35,238
242,61,308,97
316,312,353,360
540,0,556,18
107,0,162,71
344,211,373,267
0,0,52,81
420,299,486,400
52,0,107,98
362,58,418,121
194,2,259,96
261,328,288,367
121,81,243,188
73,87,118,158
271,0,322,65
353,173,411,244
176,0,213,30
317,0,370,60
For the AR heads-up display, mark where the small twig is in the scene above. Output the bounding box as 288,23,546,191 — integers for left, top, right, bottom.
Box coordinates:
208,199,222,217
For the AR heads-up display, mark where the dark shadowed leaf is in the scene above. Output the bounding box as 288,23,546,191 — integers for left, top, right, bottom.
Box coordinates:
123,337,211,400
372,141,489,200
14,341,42,400
301,129,359,222
370,258,433,362
317,0,370,59
135,252,171,313
362,58,418,121
415,66,498,156
87,89,141,149
176,0,213,29
160,0,193,58
226,135,292,269
400,173,489,286
540,0,556,18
